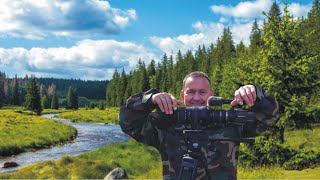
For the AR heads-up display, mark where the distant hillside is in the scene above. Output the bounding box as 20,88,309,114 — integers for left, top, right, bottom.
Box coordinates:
37,77,109,99
0,72,109,103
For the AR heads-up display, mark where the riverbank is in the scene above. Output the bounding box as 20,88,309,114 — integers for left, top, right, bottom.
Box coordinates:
0,139,162,179
0,110,77,157
56,107,119,124
0,113,128,173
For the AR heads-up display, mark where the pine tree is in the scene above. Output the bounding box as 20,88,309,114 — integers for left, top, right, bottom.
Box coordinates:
299,0,320,58
51,94,59,109
41,95,50,109
25,77,42,115
66,85,78,109
124,71,132,104
0,78,5,108
106,69,119,106
0,83,3,108
98,100,105,110
211,28,236,97
160,54,169,92
249,19,263,52
167,55,174,94
147,59,156,90
12,76,20,105
259,3,319,139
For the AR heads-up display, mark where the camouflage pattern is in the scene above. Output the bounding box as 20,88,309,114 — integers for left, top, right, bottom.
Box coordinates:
119,87,279,180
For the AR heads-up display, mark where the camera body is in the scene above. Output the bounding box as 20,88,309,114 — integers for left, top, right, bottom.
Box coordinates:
172,96,256,130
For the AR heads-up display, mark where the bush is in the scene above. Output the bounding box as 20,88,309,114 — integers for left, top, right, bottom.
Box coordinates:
239,136,296,167
239,135,320,170
283,151,320,170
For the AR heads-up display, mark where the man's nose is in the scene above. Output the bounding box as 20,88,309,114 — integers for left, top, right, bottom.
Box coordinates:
193,92,201,100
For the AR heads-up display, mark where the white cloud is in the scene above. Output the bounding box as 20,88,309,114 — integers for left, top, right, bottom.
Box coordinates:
0,0,137,39
0,39,157,80
210,0,311,19
211,0,273,18
230,22,254,46
150,22,225,56
283,3,312,19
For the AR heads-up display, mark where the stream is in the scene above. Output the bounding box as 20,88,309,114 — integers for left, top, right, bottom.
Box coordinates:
0,114,129,173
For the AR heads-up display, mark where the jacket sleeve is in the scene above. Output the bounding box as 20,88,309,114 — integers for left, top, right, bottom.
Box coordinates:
241,86,280,138
119,88,162,149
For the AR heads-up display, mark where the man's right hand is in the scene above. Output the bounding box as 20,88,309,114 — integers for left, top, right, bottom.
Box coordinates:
152,92,183,114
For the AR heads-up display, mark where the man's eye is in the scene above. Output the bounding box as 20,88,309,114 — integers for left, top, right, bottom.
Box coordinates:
187,91,194,94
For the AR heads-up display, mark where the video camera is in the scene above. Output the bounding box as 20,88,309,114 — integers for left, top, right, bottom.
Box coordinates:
170,96,256,129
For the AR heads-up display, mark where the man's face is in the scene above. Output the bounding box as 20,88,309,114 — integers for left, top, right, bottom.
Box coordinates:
180,77,214,106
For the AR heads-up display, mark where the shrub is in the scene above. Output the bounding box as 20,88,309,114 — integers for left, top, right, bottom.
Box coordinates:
239,136,296,167
240,135,320,170
283,151,320,170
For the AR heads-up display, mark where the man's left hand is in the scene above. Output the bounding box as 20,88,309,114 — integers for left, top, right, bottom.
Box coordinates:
230,85,256,107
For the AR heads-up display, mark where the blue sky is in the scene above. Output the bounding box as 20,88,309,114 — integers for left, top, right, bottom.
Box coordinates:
0,0,312,80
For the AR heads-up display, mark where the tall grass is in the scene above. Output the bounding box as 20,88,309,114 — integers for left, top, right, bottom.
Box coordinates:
57,107,119,124
0,109,77,157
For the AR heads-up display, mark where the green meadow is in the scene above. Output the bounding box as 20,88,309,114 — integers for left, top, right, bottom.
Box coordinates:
0,108,319,179
0,109,77,157
56,107,120,124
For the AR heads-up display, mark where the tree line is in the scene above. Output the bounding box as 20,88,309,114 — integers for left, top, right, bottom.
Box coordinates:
0,73,108,109
106,1,320,140
0,75,81,114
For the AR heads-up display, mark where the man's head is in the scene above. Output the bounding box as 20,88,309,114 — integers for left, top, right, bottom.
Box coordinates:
180,71,214,106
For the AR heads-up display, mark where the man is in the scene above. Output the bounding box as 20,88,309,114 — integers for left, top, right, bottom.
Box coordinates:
119,71,279,180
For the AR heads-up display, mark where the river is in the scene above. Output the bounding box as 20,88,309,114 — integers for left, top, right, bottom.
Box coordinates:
0,114,129,173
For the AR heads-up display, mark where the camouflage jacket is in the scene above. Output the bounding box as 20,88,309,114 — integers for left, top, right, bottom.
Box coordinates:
119,87,279,180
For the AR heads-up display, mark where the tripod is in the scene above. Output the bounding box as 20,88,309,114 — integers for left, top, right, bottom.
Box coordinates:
178,130,209,180
177,129,254,180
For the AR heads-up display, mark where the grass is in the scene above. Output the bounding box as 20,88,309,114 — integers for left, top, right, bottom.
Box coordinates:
56,107,119,124
41,108,70,114
0,109,77,157
0,139,162,179
284,124,320,152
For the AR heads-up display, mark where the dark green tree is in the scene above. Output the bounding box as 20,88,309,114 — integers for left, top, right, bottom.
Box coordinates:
211,28,236,97
0,79,5,108
12,77,20,105
25,77,42,115
66,85,78,110
249,19,263,52
51,94,59,109
160,54,169,92
98,100,105,110
299,0,320,70
259,3,319,140
106,69,119,106
41,95,50,109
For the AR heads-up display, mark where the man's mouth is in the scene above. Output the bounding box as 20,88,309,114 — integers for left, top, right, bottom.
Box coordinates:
190,102,205,106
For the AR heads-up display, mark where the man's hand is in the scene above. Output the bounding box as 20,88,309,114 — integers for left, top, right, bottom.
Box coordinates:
152,92,183,114
230,85,256,107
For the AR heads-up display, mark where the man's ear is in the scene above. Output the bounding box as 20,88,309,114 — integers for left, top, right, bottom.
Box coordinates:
211,89,214,96
180,90,184,100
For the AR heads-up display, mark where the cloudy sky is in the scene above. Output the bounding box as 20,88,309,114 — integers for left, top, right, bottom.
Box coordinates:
0,0,312,80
